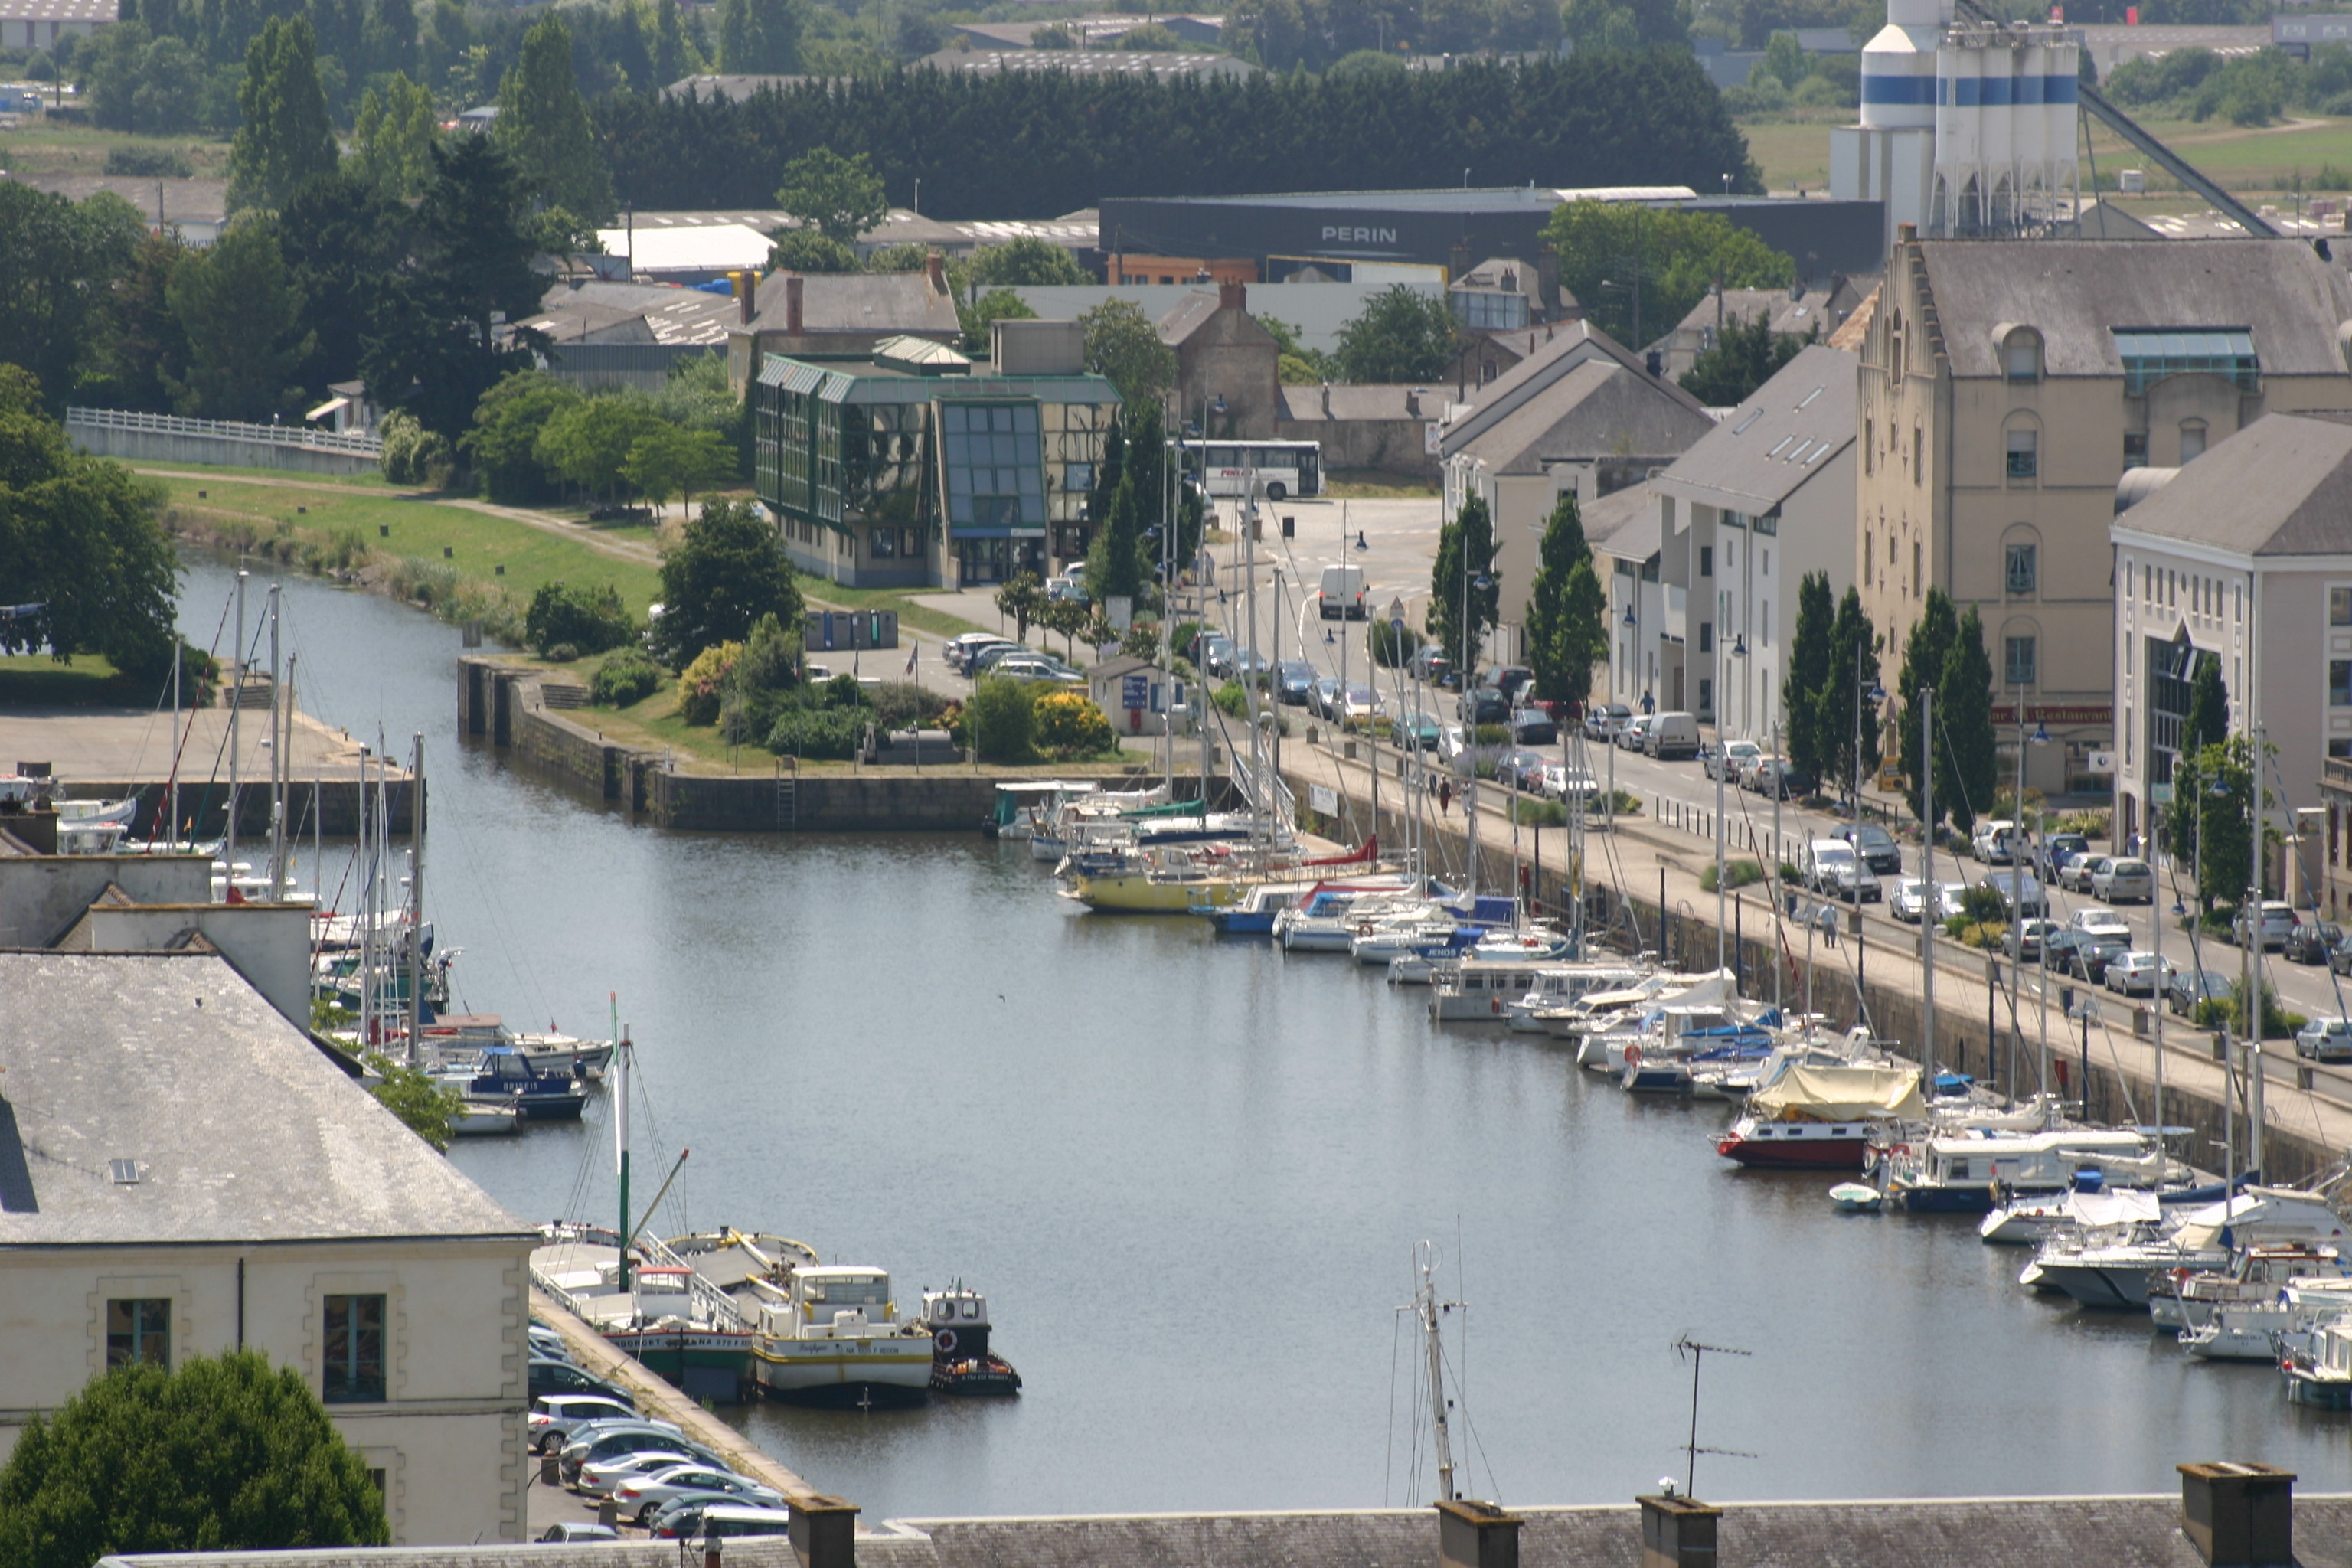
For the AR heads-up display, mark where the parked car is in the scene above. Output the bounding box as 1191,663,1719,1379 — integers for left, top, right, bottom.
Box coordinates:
559,1422,698,1485
1045,573,1089,604
2069,906,2133,942
655,1503,799,1540
1336,685,1383,730
578,1449,701,1498
943,632,1011,672
2331,938,2352,977
529,1357,633,1404
2169,967,2234,1016
1645,710,1702,761
613,1464,786,1525
1837,822,1904,877
1891,878,1935,923
1408,645,1452,687
2102,949,2176,997
1583,703,1632,742
1390,711,1442,751
2036,832,2092,883
1542,763,1597,802
2090,858,2154,903
2003,918,2062,962
1706,740,1762,782
1273,661,1316,705
2285,920,2345,966
2233,900,2299,951
1981,873,2048,920
1804,839,1881,903
2040,928,2082,975
1971,818,2017,864
1508,707,1558,746
1461,687,1510,725
1308,676,1342,719
1495,746,1550,792
539,1523,620,1543
528,1323,574,1363
2063,856,2109,895
2296,1016,2352,1063
970,642,1036,675
1480,665,1535,704
2067,934,2130,985
1191,631,1233,675
528,1394,639,1452
1617,714,1655,751
992,655,1085,684
1746,760,1815,799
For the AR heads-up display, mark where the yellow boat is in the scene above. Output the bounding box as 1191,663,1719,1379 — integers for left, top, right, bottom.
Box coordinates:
1069,867,1246,912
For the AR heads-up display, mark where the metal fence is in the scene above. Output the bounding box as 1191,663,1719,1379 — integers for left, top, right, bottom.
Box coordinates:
67,406,384,456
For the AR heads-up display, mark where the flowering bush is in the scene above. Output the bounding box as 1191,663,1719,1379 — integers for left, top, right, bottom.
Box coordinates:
1034,689,1116,760
677,640,742,725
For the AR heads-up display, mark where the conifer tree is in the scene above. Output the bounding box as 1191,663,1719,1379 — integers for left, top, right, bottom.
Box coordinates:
226,15,338,212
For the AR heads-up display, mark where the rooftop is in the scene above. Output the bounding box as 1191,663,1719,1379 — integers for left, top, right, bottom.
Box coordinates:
1655,345,1858,514
916,46,1255,77
661,73,809,100
1452,356,1715,475
2111,410,2352,558
1109,185,1697,214
0,951,531,1247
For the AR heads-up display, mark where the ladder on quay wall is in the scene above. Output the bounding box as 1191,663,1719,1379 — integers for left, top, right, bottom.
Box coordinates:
776,757,797,829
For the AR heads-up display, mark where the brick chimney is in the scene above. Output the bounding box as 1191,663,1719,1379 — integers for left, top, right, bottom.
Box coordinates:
788,1492,859,1568
735,268,756,327
1637,1492,1720,1568
1219,279,1247,313
786,274,805,335
2179,1462,2295,1567
1436,1498,1523,1568
1536,243,1560,317
926,248,947,295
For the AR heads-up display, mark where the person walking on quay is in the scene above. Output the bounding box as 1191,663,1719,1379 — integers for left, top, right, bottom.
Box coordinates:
1439,779,1453,815
1817,901,1839,948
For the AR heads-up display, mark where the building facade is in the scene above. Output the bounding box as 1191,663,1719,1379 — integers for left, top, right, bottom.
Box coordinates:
1854,232,2352,799
0,951,536,1545
753,329,1122,587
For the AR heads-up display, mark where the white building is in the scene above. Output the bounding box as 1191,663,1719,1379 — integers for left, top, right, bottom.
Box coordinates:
2110,412,2352,890
0,0,113,51
0,950,537,1545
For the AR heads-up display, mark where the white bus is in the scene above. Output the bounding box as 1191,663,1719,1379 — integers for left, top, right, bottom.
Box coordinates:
1170,439,1324,501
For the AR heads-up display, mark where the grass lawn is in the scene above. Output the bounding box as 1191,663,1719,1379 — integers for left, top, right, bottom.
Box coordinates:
0,122,232,178
0,653,151,708
139,463,394,488
1326,469,1439,499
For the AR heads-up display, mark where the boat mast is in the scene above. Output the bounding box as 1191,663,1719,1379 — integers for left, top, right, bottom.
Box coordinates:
406,732,424,1067
1919,686,1935,1089
616,998,632,1292
1417,1243,1457,1504
267,583,283,900
227,568,245,871
168,638,180,850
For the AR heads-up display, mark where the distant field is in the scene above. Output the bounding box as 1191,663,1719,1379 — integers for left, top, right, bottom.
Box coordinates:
0,122,231,178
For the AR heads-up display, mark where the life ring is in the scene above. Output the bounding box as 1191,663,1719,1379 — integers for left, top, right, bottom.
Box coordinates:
1891,1143,1913,1158
935,1328,958,1354
1625,1043,1643,1067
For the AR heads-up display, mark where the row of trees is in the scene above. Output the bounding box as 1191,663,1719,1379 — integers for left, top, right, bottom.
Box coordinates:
1426,492,1606,706
599,51,1760,216
462,361,741,508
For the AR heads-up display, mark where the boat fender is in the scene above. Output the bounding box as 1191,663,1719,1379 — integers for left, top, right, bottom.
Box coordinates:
936,1328,957,1354
1624,1044,1643,1067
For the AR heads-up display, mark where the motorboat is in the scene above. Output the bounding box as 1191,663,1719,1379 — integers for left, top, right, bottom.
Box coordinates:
1881,1128,2155,1214
417,1014,616,1076
1430,951,1605,1022
2284,1317,2352,1406
435,1045,589,1122
2179,1269,2352,1360
2154,1243,2352,1333
1980,1179,2159,1246
449,1098,523,1137
1717,1063,1924,1170
2027,1187,2352,1309
531,1223,754,1401
669,1228,936,1406
922,1286,1022,1396
1504,965,1649,1033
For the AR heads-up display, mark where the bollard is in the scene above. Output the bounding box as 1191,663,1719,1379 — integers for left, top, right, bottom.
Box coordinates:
598,1498,617,1528
443,545,454,558
2301,1066,2317,1090
541,1454,558,1485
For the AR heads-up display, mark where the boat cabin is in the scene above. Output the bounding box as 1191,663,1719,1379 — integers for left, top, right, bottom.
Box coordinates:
789,1267,897,1335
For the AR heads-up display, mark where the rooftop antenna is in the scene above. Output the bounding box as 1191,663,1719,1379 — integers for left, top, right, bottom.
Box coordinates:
1671,1336,1756,1499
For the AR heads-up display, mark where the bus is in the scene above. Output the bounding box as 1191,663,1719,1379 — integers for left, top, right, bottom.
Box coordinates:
1168,439,1324,501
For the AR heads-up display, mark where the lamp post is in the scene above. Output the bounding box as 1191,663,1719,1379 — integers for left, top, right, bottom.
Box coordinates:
2010,694,2050,1094
1715,631,1748,972
1460,567,1493,897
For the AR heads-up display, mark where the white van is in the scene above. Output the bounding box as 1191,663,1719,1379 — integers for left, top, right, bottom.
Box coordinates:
1643,710,1701,761
1971,818,2016,864
1318,565,1367,620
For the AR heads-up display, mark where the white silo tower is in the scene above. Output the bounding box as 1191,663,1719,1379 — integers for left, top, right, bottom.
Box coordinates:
1831,0,1944,247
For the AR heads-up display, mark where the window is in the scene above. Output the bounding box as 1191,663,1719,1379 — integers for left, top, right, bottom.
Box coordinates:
2123,431,2148,469
1698,677,1713,714
1863,535,1873,586
2180,420,2207,462
2004,328,2042,381
871,528,896,557
1912,426,1922,485
2334,739,2352,760
323,1295,387,1403
2333,587,2352,626
940,403,1045,534
1913,540,1922,597
2112,328,2259,395
106,1298,168,1370
2004,635,2037,684
1699,545,1713,577
2335,661,2352,708
1863,417,1873,474
2006,544,2037,596
2005,427,2037,482
1699,622,1713,654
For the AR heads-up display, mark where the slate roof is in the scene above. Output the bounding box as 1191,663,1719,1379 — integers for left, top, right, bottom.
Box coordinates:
1655,345,1857,514
1915,238,2352,381
1452,358,1714,475
661,73,809,100
1664,286,1833,347
1276,385,1432,423
521,280,740,347
2110,411,2352,558
0,951,531,1247
92,1494,2352,1568
1439,318,1710,458
917,45,1256,77
1583,482,1660,562
748,270,961,337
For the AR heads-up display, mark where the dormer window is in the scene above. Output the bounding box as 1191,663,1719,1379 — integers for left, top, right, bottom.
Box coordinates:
2003,327,2043,381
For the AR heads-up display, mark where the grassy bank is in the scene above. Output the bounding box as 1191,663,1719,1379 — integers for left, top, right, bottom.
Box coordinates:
0,123,233,178
0,653,152,709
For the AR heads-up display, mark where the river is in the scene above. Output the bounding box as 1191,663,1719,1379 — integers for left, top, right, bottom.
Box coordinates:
176,554,2350,1520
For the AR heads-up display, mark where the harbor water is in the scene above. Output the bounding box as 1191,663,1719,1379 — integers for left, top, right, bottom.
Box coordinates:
178,555,2352,1518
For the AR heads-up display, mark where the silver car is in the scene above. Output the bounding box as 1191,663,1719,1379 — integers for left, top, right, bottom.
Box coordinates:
2090,857,2154,903
612,1464,786,1525
2102,949,2174,997
1890,877,1935,923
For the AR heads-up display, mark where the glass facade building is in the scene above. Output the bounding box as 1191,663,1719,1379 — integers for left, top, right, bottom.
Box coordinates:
754,340,1122,588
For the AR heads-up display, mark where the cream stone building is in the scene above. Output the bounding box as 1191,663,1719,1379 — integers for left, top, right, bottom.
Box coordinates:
1854,230,2352,797
0,950,537,1545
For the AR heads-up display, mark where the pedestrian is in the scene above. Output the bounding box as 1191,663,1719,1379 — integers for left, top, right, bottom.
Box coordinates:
1642,690,1655,717
1439,779,1452,815
1818,902,1839,948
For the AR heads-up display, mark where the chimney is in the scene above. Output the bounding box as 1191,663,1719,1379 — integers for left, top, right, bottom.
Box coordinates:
786,274,804,336
1449,240,1471,282
2179,1462,2295,1567
1638,1493,1720,1568
788,1492,859,1568
734,268,756,327
1897,220,1919,243
926,248,946,295
1219,279,1247,313
1536,243,1560,316
1436,1499,1523,1568
1321,383,1331,416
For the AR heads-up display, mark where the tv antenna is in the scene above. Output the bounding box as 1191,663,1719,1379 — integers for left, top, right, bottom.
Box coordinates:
1672,1336,1756,1500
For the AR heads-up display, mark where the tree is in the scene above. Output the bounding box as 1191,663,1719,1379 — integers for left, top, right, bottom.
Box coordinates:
1543,199,1795,350
767,228,858,273
164,218,314,421
1078,297,1176,404
1037,595,1092,662
276,169,413,394
960,286,1035,354
463,370,580,500
0,366,181,678
719,0,801,73
226,15,338,212
995,571,1044,642
1936,606,1996,834
623,425,729,518
1783,569,1833,782
650,497,802,668
1333,284,1458,383
1084,464,1148,607
0,182,148,401
1261,314,1332,384
775,145,885,246
1816,586,1882,808
495,15,613,222
364,0,419,78
350,71,438,198
965,236,1089,287
0,1349,387,1566
2168,734,2271,913
1677,307,1809,406
81,230,191,413
654,0,688,85
2185,652,2230,753
1762,29,1808,89
1523,491,1607,708
362,1050,463,1150
1893,587,1958,828
1429,494,1501,677
83,22,204,133
535,395,662,500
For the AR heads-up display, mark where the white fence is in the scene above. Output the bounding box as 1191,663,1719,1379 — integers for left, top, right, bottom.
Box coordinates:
67,407,384,475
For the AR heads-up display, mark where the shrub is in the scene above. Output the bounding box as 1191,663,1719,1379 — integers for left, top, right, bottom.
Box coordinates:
1472,723,1511,745
1700,858,1765,893
544,642,580,662
677,641,741,726
1513,799,1566,827
1957,883,2007,925
1213,680,1250,717
103,145,193,177
593,651,662,706
378,410,452,486
822,671,868,710
766,707,864,759
966,675,1037,762
873,681,949,730
524,581,635,656
1034,689,1116,758
2197,982,2302,1039
1370,620,1423,667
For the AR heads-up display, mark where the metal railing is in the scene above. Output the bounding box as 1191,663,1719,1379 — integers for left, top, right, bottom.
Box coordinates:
67,405,385,456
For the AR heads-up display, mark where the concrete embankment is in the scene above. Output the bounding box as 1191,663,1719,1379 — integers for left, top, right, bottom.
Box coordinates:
460,656,1157,832
1282,738,2351,1186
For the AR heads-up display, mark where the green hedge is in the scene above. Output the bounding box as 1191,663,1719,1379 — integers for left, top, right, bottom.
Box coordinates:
766,707,865,760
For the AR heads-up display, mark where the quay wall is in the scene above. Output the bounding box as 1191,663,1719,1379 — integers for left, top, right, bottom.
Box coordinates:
1289,756,2340,1187
459,656,1156,832
87,776,420,838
